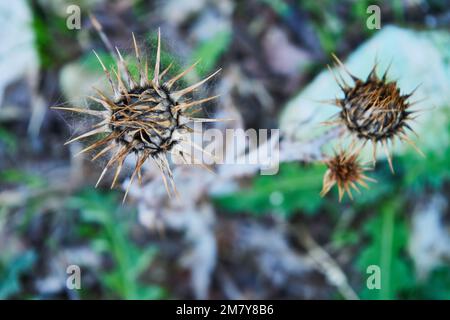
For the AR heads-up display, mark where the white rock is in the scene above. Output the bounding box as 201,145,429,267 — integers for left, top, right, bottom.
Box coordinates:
409,194,450,280
0,0,38,106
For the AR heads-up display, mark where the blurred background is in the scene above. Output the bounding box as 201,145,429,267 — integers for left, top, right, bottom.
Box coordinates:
1,0,450,300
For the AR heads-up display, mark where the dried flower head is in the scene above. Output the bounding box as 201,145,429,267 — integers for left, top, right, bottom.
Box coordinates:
320,148,375,202
53,21,222,201
327,54,424,172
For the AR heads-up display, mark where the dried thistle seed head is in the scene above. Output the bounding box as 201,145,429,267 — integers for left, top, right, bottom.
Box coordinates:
320,148,375,202
328,54,424,173
53,29,222,201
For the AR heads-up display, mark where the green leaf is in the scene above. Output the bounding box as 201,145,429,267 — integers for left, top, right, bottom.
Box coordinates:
80,50,116,74
355,200,414,299
129,247,158,280
0,169,46,189
31,7,75,69
0,250,36,299
0,126,18,154
403,267,450,300
191,31,231,76
135,286,167,300
395,108,450,191
214,163,325,216
332,229,360,248
261,0,290,16
68,188,165,299
399,148,450,191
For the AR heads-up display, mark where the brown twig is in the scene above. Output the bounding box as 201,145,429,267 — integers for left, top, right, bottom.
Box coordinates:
291,223,359,300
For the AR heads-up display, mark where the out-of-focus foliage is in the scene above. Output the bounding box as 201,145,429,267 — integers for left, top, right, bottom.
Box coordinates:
0,169,46,189
68,190,165,299
0,250,36,299
215,116,450,299
0,127,18,155
31,3,76,68
398,114,450,190
192,30,231,76
215,163,325,216
356,200,414,299
405,267,450,299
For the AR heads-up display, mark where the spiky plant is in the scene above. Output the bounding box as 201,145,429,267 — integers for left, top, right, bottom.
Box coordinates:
327,54,424,173
53,23,222,200
320,147,375,202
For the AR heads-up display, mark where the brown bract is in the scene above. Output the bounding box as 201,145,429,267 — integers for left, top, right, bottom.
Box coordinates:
320,149,375,202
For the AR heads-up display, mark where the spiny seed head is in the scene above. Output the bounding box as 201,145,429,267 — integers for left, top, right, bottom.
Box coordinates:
53,29,222,201
328,54,424,172
340,76,410,140
320,148,375,202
